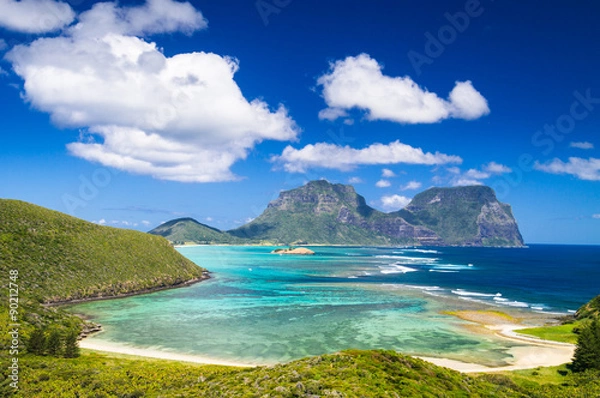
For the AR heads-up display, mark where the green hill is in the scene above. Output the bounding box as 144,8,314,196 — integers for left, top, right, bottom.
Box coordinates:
0,199,206,304
228,180,524,247
148,217,244,245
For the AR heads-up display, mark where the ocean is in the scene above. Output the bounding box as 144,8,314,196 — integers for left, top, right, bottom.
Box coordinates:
68,244,600,366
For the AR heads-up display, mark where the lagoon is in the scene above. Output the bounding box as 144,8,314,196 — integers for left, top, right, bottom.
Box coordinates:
69,245,600,367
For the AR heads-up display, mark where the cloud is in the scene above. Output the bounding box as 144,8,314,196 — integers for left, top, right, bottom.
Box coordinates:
382,168,395,178
465,168,490,180
141,220,151,226
484,161,512,174
376,179,391,188
570,141,594,150
534,157,600,181
0,0,75,33
95,218,107,225
380,194,411,211
452,178,484,187
317,53,489,124
348,176,363,184
402,181,422,191
0,39,6,51
73,0,207,38
318,107,348,121
450,161,511,186
273,140,462,173
6,0,299,183
593,214,600,219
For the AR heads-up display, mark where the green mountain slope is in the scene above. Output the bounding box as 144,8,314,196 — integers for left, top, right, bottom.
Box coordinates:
228,180,414,245
228,180,524,247
149,217,244,245
396,186,524,246
0,199,206,304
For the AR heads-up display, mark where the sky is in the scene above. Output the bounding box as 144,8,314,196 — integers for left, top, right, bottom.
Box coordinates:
0,0,599,244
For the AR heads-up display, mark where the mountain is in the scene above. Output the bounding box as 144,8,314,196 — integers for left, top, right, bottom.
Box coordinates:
149,217,243,245
395,186,524,246
228,180,524,247
0,199,206,304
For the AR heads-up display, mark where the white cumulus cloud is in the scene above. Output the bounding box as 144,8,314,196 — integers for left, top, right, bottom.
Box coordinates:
450,161,511,186
380,194,411,211
570,141,594,150
382,168,395,177
317,53,489,124
348,177,363,184
0,0,75,33
484,161,512,174
402,181,422,191
7,0,299,182
376,179,391,188
272,140,462,173
534,157,600,181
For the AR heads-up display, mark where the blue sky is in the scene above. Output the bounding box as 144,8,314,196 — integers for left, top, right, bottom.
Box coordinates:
0,0,599,244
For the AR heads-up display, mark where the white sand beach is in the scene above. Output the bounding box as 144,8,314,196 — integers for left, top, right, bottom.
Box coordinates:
419,310,575,373
81,317,575,374
79,340,255,367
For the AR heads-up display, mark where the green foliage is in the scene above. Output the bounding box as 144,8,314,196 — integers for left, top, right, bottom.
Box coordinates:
63,330,80,358
45,329,63,357
571,320,600,372
576,294,600,320
27,328,46,355
11,349,600,397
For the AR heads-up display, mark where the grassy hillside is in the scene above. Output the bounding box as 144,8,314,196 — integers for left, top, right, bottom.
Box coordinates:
7,349,600,397
0,199,205,303
0,199,206,365
149,217,245,245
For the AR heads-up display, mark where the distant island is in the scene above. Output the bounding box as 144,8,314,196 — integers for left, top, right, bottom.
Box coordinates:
271,247,315,255
150,180,524,247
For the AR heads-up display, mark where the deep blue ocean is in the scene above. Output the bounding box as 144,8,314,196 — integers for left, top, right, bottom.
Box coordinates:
69,244,600,365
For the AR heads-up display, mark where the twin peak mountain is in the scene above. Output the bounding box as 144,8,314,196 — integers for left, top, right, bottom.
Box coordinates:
150,180,524,247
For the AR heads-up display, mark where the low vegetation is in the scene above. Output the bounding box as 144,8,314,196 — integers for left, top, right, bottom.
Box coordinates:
2,349,599,397
517,324,579,344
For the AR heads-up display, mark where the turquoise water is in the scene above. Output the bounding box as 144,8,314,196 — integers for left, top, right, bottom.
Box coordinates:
68,245,600,365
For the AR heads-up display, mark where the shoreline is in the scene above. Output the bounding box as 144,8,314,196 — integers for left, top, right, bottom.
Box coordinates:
46,272,210,307
79,339,255,367
79,315,575,374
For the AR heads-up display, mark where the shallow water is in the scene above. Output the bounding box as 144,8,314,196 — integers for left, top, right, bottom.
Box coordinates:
68,244,600,365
